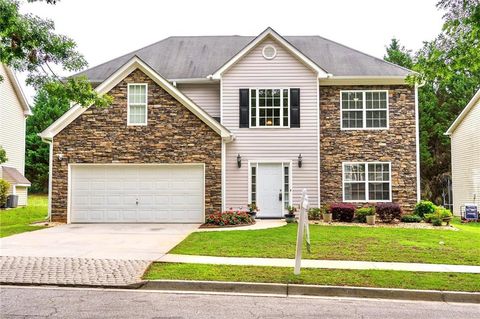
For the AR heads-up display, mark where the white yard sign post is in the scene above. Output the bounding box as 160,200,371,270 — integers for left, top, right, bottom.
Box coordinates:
294,189,310,275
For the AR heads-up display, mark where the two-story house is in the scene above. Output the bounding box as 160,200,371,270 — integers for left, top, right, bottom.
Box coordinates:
39,28,420,223
0,64,32,206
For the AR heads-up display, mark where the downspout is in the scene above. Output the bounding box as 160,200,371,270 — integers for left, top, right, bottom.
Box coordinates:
414,79,426,202
40,135,53,222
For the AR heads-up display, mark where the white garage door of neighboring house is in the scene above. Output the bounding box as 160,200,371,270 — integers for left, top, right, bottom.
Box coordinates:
70,165,204,223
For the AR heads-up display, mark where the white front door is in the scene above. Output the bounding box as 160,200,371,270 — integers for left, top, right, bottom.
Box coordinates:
257,163,284,218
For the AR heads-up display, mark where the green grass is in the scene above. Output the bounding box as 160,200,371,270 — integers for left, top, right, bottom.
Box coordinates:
171,219,480,265
0,194,48,238
144,263,480,292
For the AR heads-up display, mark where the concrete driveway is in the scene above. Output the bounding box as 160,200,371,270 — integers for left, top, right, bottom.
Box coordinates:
0,224,200,261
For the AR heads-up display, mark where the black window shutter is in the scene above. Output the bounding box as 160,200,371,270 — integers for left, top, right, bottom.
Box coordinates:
239,89,249,128
290,88,300,128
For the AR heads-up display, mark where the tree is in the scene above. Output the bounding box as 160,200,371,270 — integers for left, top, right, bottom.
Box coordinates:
25,89,70,193
0,0,112,107
0,146,7,164
384,38,414,69
384,0,480,203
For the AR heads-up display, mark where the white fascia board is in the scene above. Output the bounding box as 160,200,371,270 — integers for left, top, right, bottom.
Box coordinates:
39,56,234,142
445,88,480,135
169,78,219,84
211,27,329,79
319,76,408,86
4,66,31,115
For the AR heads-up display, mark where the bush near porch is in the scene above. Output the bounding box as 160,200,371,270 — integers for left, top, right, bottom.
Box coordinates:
171,219,480,265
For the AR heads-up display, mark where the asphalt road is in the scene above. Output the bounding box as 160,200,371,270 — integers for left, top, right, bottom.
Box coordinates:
1,286,479,319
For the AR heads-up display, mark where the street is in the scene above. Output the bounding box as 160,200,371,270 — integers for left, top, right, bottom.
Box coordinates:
1,286,479,318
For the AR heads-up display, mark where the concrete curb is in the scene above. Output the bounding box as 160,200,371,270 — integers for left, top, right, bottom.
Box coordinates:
0,281,147,290
142,280,480,303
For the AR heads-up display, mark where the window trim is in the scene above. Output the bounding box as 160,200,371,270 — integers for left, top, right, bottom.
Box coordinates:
340,90,389,130
342,161,392,202
249,88,290,128
127,83,148,126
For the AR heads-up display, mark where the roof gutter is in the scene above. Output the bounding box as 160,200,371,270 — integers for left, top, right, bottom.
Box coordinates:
40,135,53,222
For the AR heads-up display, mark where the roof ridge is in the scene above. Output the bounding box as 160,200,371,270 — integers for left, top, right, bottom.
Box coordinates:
310,35,414,74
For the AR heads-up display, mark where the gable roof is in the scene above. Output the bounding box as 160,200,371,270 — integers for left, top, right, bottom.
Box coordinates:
446,88,480,135
74,30,412,84
1,166,31,186
1,64,31,116
211,27,329,78
39,56,233,141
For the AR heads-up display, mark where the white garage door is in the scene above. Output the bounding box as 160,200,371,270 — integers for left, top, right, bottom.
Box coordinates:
70,165,204,223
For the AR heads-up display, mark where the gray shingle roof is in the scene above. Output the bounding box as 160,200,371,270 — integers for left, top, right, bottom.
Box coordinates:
75,35,411,83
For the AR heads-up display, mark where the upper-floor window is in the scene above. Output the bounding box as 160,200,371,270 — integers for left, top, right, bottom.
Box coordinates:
342,162,391,202
250,88,289,127
127,83,148,125
340,90,388,129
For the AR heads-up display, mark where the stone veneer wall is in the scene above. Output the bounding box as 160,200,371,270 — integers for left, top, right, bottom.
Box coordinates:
320,85,418,213
51,69,222,222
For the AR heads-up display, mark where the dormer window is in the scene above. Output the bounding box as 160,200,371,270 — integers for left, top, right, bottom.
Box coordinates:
127,83,148,125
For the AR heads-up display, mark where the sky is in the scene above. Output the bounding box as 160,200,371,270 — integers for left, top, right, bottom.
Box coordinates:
17,0,445,103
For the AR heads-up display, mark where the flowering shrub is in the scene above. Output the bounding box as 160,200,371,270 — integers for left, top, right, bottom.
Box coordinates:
375,203,402,222
329,203,356,222
205,210,254,226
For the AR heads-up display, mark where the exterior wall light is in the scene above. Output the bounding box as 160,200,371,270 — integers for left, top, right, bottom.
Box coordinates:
298,154,303,168
237,154,242,168
57,154,65,161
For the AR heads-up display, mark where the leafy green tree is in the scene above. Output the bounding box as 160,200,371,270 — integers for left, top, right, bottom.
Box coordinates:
384,38,414,69
384,0,480,203
0,0,112,107
0,146,7,164
25,89,70,192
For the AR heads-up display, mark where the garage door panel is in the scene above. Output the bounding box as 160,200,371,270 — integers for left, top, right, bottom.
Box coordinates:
70,165,204,223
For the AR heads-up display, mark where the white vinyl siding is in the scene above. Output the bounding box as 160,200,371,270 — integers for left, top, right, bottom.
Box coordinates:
222,38,319,209
342,162,392,202
127,84,147,125
341,90,389,130
451,98,480,215
0,64,27,175
15,186,28,206
177,83,220,118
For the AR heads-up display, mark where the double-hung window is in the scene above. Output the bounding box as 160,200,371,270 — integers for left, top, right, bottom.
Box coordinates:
341,90,388,129
250,89,289,127
343,162,391,202
127,84,148,125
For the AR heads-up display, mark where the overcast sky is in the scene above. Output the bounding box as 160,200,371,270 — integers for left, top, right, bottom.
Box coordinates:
18,0,445,102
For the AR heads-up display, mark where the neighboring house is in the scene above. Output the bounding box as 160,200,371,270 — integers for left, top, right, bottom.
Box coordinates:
0,64,32,206
446,89,480,215
40,28,420,223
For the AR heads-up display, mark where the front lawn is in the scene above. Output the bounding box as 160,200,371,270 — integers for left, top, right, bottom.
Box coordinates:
144,263,480,292
171,220,480,265
0,195,48,238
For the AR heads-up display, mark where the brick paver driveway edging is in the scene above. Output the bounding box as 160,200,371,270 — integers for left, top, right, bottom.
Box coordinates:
0,256,150,288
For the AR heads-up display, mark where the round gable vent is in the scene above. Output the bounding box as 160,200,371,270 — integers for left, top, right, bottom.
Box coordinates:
262,45,277,60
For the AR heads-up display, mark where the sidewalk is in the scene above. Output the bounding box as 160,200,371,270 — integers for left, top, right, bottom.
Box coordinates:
159,254,480,273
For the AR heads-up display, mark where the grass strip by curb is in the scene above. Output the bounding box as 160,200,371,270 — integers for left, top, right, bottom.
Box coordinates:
144,262,480,292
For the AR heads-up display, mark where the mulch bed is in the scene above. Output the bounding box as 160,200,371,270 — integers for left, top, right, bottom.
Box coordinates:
199,221,256,229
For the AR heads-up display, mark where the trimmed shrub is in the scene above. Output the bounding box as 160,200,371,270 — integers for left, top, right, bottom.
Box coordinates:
414,201,436,218
355,207,375,223
205,211,253,226
0,179,10,208
401,214,422,223
424,206,452,223
329,203,356,222
375,203,402,223
308,207,322,220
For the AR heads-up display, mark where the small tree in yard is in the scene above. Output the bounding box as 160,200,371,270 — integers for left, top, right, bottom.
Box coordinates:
0,179,10,208
0,146,7,164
